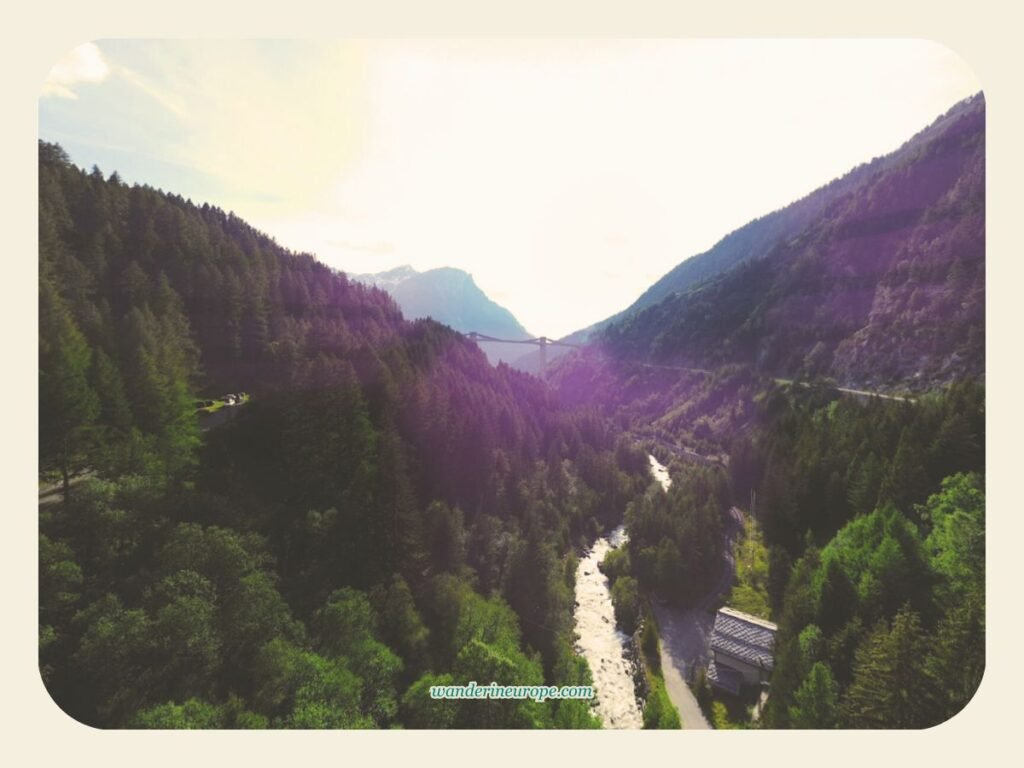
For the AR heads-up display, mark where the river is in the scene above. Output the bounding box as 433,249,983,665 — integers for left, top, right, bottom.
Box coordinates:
572,453,671,728
648,453,672,491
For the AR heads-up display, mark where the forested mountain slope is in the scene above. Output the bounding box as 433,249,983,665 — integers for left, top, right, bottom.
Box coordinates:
729,382,985,729
547,95,986,730
39,141,648,729
599,94,984,391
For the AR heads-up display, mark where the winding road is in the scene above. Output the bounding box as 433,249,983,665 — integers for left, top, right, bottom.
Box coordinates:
636,360,917,403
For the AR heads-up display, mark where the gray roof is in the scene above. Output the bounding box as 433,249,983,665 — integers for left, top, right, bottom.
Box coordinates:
709,607,777,671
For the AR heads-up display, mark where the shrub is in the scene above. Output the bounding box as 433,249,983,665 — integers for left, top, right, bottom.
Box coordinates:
643,677,682,729
610,576,640,634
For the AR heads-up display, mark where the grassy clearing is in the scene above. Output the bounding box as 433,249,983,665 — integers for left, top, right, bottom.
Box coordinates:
726,515,772,620
195,393,250,414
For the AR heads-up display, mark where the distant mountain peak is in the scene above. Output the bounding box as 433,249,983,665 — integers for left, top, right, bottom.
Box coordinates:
355,264,419,287
350,265,531,365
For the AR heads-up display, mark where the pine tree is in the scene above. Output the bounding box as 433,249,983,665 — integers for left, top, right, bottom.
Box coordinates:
816,557,857,634
847,452,882,517
879,428,930,515
841,607,934,728
39,277,99,501
121,305,199,479
922,600,984,725
788,661,839,728
92,348,131,428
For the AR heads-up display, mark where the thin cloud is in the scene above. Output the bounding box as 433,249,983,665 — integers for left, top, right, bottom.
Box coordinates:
116,66,188,119
43,42,110,99
43,42,186,121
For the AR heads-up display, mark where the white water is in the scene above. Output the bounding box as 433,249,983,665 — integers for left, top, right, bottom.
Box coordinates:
648,453,672,491
571,454,672,729
573,525,642,728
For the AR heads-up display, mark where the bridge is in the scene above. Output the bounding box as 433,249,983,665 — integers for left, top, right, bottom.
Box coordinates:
464,332,581,380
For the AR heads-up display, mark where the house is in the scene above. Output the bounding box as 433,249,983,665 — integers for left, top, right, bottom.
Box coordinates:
706,606,777,696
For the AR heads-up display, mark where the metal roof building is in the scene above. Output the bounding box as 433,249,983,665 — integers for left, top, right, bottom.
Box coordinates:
706,607,777,695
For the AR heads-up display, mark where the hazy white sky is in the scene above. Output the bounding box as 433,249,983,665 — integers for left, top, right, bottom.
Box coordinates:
40,40,980,337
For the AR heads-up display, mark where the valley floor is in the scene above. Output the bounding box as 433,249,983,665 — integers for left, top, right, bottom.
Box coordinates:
651,505,744,729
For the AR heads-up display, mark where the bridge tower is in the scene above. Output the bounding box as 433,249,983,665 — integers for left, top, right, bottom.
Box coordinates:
538,337,548,381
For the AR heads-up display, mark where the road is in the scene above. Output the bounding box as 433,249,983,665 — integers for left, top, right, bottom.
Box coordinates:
634,360,917,404
645,436,724,467
831,385,915,403
38,470,96,509
774,378,916,403
651,505,745,729
40,396,246,508
654,602,712,729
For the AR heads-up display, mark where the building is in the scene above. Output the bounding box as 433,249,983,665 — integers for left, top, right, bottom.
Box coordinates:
706,606,777,696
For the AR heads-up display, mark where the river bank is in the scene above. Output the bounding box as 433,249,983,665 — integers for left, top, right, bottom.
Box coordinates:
572,525,643,728
571,453,682,729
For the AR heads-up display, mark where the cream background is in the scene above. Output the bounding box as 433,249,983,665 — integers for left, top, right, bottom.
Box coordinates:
2,1,1019,765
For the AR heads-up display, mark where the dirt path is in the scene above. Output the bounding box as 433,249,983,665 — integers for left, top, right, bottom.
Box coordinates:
654,602,712,729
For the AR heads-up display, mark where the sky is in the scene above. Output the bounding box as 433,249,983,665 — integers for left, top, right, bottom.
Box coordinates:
40,39,981,338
